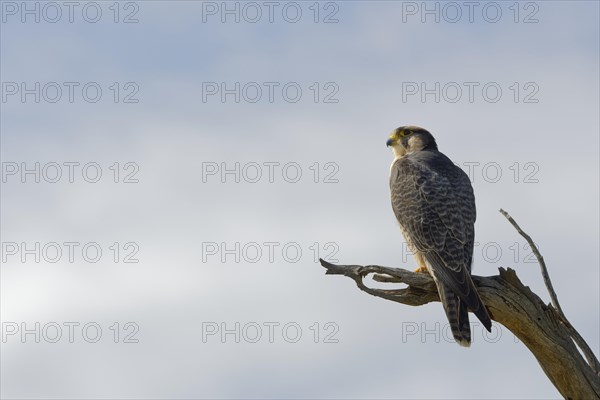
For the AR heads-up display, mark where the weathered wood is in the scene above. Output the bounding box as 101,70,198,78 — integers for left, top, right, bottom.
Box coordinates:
320,259,600,399
499,209,600,374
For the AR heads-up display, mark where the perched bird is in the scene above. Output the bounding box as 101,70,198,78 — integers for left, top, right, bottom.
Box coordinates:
387,126,492,346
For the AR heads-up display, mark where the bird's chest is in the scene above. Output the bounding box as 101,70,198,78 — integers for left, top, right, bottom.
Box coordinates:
389,157,402,179
397,220,411,240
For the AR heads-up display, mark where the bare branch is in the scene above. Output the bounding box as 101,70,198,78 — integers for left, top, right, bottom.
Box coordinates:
499,208,562,313
320,258,600,399
499,209,600,374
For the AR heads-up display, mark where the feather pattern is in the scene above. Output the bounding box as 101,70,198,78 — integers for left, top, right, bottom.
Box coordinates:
390,148,492,345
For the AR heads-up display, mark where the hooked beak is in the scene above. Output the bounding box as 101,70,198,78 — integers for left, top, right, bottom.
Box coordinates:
386,138,396,147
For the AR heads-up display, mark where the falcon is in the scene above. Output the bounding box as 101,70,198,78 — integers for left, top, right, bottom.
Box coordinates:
387,126,492,346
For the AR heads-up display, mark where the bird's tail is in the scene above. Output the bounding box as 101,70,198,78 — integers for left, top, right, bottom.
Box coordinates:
467,277,493,333
438,283,471,347
463,292,492,332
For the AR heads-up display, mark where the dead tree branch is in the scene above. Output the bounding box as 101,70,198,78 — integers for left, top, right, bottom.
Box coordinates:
321,211,600,399
499,209,563,314
499,209,600,375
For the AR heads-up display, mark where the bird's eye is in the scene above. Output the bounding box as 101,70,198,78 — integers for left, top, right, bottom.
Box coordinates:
403,130,412,137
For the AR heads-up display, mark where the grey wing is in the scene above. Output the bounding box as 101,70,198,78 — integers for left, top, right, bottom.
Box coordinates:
390,155,491,331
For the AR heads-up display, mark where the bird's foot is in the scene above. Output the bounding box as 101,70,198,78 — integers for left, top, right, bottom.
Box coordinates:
414,265,428,273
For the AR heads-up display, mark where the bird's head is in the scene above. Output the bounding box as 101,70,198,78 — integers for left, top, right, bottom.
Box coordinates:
386,126,437,158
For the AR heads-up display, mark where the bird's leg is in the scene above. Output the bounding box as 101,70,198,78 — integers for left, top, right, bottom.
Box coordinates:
414,252,428,273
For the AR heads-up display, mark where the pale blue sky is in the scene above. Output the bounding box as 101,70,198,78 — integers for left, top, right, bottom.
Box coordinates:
1,1,599,398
